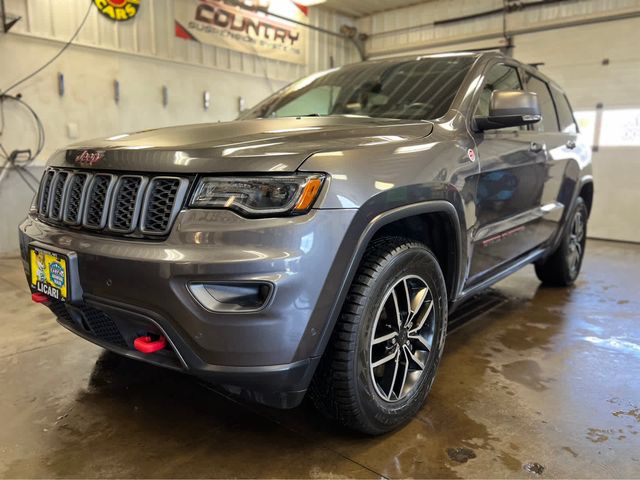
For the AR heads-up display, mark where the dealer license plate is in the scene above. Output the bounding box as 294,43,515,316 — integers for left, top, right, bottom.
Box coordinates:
29,246,69,301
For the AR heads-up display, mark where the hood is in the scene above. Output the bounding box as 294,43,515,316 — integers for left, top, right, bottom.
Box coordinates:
48,116,433,173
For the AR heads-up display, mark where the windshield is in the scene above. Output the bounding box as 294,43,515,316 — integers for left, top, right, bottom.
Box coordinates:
241,55,476,121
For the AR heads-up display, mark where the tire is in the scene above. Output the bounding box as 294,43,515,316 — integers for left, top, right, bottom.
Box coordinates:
309,236,448,435
535,197,588,287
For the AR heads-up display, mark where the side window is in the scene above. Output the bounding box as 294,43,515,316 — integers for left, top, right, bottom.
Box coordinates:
551,88,578,133
476,64,523,118
523,74,559,132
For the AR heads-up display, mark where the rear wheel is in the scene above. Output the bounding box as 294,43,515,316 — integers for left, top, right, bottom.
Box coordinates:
535,197,588,286
309,237,447,435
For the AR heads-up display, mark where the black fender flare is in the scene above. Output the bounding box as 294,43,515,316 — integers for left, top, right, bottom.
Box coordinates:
578,175,594,216
308,200,464,360
543,175,594,261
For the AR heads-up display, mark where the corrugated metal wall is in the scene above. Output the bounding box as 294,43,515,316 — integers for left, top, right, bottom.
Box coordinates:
5,0,358,81
359,0,640,57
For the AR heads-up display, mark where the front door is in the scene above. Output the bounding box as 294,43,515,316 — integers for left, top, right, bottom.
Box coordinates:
467,63,551,283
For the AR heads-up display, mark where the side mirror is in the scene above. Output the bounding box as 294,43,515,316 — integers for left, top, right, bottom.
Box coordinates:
475,90,541,131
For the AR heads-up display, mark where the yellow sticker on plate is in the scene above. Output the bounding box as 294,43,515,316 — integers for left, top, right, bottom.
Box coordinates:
30,247,68,301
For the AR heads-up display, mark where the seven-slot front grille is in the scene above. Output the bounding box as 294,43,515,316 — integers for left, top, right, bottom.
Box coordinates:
36,168,188,238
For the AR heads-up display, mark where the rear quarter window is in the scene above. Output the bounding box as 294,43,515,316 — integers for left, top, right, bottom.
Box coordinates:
551,87,578,134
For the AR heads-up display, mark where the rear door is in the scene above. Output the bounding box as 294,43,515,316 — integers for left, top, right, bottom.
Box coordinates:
522,72,582,248
547,84,584,224
467,62,551,283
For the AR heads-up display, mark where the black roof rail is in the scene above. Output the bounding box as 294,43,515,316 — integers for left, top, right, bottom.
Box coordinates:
424,46,505,56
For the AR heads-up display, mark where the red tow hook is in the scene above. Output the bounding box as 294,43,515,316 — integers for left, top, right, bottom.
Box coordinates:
134,335,167,354
31,292,50,304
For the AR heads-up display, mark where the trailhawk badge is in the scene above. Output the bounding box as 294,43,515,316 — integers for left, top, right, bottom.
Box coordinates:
93,0,140,22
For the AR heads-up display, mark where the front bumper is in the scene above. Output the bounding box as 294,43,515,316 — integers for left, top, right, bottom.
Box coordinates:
19,207,357,407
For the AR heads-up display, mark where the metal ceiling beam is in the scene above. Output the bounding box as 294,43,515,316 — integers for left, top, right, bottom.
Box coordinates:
367,7,640,59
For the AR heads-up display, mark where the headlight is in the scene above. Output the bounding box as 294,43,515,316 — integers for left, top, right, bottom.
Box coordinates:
189,174,325,217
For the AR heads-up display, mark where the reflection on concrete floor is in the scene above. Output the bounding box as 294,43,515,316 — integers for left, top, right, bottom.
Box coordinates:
0,239,639,478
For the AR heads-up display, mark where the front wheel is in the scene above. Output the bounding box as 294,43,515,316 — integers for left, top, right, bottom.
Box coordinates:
309,237,448,435
535,196,588,286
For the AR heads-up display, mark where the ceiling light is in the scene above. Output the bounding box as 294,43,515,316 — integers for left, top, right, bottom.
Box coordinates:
295,0,326,6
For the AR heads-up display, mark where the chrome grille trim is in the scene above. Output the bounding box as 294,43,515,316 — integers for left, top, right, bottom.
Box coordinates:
35,168,187,238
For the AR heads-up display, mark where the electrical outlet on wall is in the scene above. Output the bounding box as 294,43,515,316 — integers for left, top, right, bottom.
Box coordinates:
58,73,65,97
67,123,79,139
162,85,169,107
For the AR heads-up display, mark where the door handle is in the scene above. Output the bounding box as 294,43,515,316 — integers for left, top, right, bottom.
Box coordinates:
529,141,545,153
566,140,576,149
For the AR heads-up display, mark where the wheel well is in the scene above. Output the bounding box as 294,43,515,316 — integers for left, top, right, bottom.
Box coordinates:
372,212,457,298
579,182,594,216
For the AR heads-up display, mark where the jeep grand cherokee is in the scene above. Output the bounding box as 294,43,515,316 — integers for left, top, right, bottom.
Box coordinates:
19,52,592,434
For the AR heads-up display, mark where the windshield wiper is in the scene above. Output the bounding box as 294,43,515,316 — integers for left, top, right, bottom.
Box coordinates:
263,112,323,119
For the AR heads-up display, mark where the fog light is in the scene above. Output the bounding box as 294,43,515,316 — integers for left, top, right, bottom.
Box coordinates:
189,282,272,313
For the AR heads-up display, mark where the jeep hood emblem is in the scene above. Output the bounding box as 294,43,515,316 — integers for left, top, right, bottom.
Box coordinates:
74,150,104,166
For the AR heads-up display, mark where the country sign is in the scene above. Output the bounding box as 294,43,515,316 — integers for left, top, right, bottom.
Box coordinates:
175,0,308,64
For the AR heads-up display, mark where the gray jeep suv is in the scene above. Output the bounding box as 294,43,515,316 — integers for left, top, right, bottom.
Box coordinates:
19,52,592,434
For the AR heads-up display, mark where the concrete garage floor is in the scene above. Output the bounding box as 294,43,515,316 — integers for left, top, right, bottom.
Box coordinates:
0,239,639,478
